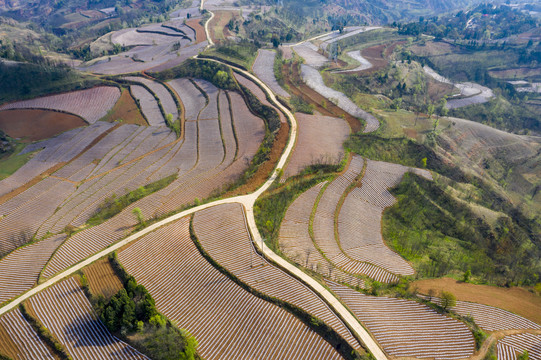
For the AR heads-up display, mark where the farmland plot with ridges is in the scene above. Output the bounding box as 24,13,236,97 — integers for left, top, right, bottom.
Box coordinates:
0,234,65,304
498,333,541,360
300,64,379,133
0,87,121,124
40,80,264,280
0,308,54,359
0,121,114,197
337,160,432,277
283,112,350,179
129,85,166,126
234,73,286,123
28,277,148,360
123,76,179,120
118,217,344,360
428,297,541,332
253,49,290,98
329,281,475,360
279,182,366,287
193,203,361,349
312,155,398,283
168,78,207,121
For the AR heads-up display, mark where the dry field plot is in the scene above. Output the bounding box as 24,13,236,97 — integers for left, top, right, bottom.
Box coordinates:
83,258,123,299
193,203,361,349
119,217,344,360
0,109,87,142
498,333,541,360
413,277,541,325
0,87,121,124
0,121,114,198
0,308,54,360
329,281,475,359
253,49,290,98
300,64,379,133
101,89,147,125
28,277,148,359
319,26,381,52
283,112,349,179
168,78,206,121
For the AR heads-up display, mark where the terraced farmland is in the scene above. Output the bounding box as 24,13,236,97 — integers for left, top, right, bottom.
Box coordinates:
129,85,166,126
429,297,541,332
0,87,121,124
283,112,350,179
119,217,344,360
279,182,365,287
37,80,263,280
337,160,432,277
193,203,361,350
312,156,398,283
0,235,65,304
498,333,541,360
28,277,148,359
0,308,54,359
124,76,179,121
300,64,379,133
329,281,475,359
293,43,330,68
279,155,433,284
253,49,290,98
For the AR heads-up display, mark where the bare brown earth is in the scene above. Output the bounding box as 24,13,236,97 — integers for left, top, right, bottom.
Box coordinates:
282,62,361,132
360,44,388,73
225,120,289,196
101,89,147,126
209,10,234,43
0,109,87,142
186,18,207,44
489,67,541,79
413,277,541,325
83,258,123,299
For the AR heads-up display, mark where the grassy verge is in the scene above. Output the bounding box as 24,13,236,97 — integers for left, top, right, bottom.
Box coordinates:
201,39,258,70
87,174,177,227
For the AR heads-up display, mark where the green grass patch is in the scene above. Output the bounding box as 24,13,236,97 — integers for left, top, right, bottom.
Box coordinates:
289,94,314,114
344,133,465,181
202,39,258,71
0,143,33,180
87,174,177,227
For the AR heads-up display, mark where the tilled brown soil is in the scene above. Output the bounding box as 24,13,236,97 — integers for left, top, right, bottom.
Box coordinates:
0,109,87,142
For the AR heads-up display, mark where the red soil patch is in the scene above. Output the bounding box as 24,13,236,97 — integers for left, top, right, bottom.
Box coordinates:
0,109,87,142
102,89,147,126
83,258,123,299
210,11,234,43
225,120,290,196
413,277,541,325
282,62,361,132
360,44,387,72
186,18,207,44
